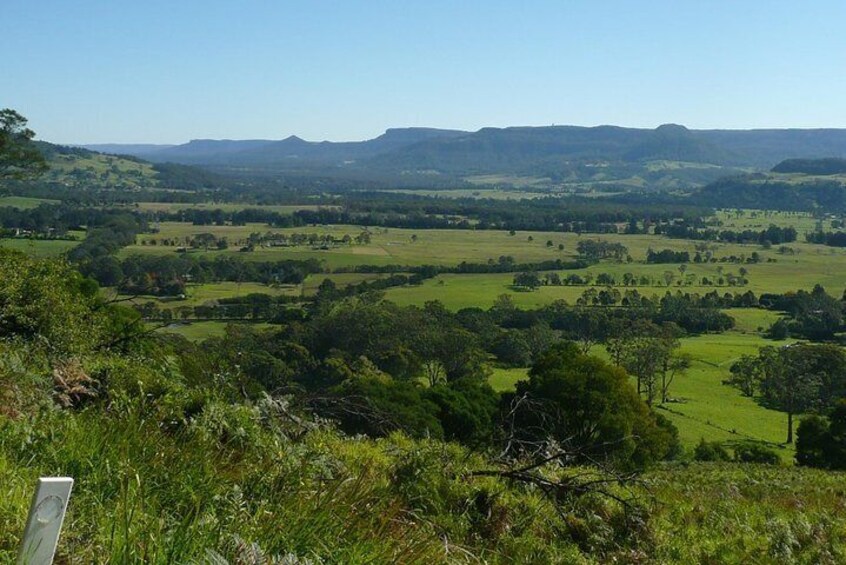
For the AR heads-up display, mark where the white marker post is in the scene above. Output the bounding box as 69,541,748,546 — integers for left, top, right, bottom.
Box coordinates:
17,477,73,565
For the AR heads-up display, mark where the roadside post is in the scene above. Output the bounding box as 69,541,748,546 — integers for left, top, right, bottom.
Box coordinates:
17,477,73,565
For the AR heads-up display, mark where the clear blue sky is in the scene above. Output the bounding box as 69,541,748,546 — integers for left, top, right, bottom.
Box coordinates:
3,0,846,144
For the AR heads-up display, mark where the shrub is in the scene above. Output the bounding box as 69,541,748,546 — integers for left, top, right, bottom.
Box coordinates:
425,379,499,448
693,438,731,461
733,443,781,465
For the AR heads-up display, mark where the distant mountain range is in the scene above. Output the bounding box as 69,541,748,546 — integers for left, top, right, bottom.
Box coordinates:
78,124,846,189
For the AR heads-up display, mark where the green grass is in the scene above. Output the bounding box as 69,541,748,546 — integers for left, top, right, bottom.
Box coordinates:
123,222,582,267
667,330,796,455
0,196,60,209
384,244,846,310
0,238,79,257
124,222,846,298
113,274,387,311
489,367,529,392
130,202,336,214
159,320,275,341
714,209,824,235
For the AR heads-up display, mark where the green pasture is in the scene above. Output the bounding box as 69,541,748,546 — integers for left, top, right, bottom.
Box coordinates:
0,196,60,209
383,247,846,310
713,209,825,234
178,282,297,305
112,273,387,310
113,282,298,310
158,321,275,341
124,220,844,273
383,187,552,199
131,202,334,214
0,238,79,257
123,222,583,267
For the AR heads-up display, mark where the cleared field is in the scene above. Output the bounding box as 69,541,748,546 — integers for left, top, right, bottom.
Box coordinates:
0,196,60,209
124,220,846,273
122,222,580,267
139,282,300,308
43,152,159,189
383,246,846,310
159,321,276,341
131,202,335,214
386,187,551,199
0,238,79,257
714,209,824,234
113,273,387,310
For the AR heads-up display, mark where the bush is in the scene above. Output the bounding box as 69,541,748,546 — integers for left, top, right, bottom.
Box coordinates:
693,438,731,462
733,443,781,465
795,415,829,468
795,402,846,469
326,377,444,439
425,379,499,448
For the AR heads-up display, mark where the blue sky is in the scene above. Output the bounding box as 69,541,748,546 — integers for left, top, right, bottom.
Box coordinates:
3,1,846,143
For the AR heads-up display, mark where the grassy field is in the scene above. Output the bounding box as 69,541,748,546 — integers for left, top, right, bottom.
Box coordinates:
117,282,300,308
123,218,846,282
386,187,552,199
0,238,79,257
158,320,276,341
0,196,60,209
123,223,583,267
130,202,335,214
382,249,846,310
123,219,845,271
714,209,825,235
114,273,388,309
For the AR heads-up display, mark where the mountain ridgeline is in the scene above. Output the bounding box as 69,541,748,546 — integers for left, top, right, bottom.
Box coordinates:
84,124,846,178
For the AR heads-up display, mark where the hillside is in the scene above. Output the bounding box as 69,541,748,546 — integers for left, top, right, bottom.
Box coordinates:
19,142,226,192
693,170,846,211
772,157,846,175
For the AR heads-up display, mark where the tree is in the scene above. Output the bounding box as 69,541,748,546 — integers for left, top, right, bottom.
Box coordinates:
726,354,762,397
660,346,690,404
795,414,831,468
491,329,532,366
508,343,678,469
793,285,843,341
621,336,669,406
570,308,608,354
0,109,47,180
758,345,822,444
425,379,499,447
513,271,541,290
523,322,558,363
